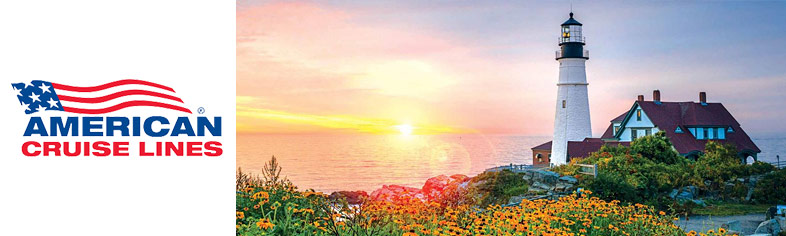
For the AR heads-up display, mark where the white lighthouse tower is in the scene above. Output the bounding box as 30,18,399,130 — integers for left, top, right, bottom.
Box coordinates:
551,12,592,166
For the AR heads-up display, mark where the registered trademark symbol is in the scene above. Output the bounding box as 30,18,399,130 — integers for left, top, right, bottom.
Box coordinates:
197,107,205,114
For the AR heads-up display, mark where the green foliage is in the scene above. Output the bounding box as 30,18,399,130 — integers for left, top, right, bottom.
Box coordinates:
585,172,640,203
630,131,681,165
691,202,772,216
469,170,529,207
752,168,786,204
747,161,776,176
694,142,745,191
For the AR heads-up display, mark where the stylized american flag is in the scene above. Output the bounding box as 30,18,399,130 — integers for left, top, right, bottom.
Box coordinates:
11,80,191,115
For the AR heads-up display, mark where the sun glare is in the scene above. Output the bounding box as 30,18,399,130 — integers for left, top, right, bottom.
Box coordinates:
395,124,414,135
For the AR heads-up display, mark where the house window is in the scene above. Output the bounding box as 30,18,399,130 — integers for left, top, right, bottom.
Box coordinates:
727,127,734,133
536,153,543,162
675,127,684,133
614,125,620,134
689,128,696,136
636,109,642,121
631,130,638,140
562,100,566,108
645,129,651,136
696,128,704,139
718,128,725,139
707,128,714,139
702,128,708,140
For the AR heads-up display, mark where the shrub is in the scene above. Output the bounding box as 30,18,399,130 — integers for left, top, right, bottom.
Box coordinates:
752,168,786,204
747,161,776,176
469,170,528,207
694,142,745,191
585,172,640,203
630,131,681,165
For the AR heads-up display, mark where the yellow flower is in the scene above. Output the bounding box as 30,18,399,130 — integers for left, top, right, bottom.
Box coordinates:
235,211,244,219
256,218,274,230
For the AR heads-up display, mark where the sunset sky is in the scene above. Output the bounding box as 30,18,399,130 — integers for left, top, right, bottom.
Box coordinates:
237,1,786,137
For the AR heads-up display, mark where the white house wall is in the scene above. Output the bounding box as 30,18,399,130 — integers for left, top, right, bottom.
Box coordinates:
617,106,659,141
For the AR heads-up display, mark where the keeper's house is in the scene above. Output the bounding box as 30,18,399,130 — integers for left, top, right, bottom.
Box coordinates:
532,90,760,165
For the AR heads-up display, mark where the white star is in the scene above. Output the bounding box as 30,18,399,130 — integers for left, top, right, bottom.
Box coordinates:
35,104,47,112
29,91,41,103
23,81,34,88
12,86,22,97
20,101,30,111
47,97,59,108
39,83,51,94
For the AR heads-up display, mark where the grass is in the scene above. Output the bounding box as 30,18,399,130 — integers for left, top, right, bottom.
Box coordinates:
692,203,772,216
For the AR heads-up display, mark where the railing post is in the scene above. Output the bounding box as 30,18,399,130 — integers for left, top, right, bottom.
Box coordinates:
593,164,598,177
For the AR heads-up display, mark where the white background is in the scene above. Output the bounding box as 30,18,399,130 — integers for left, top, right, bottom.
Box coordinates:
0,1,235,235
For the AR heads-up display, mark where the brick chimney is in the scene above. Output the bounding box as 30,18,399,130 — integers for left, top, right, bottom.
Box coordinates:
653,90,661,104
637,95,644,101
699,92,707,105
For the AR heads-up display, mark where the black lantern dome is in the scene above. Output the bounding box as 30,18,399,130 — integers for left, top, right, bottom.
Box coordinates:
556,12,588,60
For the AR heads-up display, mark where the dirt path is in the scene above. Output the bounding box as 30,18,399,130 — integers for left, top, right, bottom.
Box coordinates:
674,213,764,235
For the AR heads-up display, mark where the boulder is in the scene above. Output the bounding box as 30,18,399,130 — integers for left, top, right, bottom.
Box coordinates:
329,191,369,204
558,176,578,184
754,219,781,235
530,181,553,192
554,182,574,192
669,186,697,200
421,174,471,200
722,220,741,233
370,185,421,201
776,216,786,232
530,170,559,186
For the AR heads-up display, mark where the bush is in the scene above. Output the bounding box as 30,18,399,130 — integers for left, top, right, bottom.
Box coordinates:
747,161,776,176
694,142,745,192
469,170,528,207
630,131,681,165
585,172,640,203
752,168,786,204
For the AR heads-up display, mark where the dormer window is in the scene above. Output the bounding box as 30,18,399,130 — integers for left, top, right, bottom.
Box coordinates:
636,109,642,121
688,126,727,140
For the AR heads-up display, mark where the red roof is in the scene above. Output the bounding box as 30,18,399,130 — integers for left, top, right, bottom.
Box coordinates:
611,112,627,122
568,138,630,158
531,141,552,150
630,101,760,154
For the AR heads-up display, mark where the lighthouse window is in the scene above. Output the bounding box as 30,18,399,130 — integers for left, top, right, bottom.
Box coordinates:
562,100,566,108
562,27,570,38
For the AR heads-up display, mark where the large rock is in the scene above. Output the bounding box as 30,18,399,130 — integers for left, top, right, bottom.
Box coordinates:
532,170,560,185
329,191,369,204
421,174,470,200
669,185,697,200
777,216,786,233
754,219,781,235
558,176,578,184
370,185,422,201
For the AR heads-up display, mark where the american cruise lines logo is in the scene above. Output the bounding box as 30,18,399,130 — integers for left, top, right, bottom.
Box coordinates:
10,79,222,157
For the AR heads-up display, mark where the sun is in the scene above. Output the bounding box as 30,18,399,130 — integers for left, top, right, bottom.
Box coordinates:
394,124,414,135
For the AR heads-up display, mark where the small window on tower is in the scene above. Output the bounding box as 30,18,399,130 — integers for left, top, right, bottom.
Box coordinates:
562,100,566,108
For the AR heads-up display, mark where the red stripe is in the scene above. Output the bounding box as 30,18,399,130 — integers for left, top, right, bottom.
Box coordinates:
62,101,192,114
51,79,176,93
57,90,184,104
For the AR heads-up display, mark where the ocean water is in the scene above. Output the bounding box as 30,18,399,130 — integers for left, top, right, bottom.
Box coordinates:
237,134,785,193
